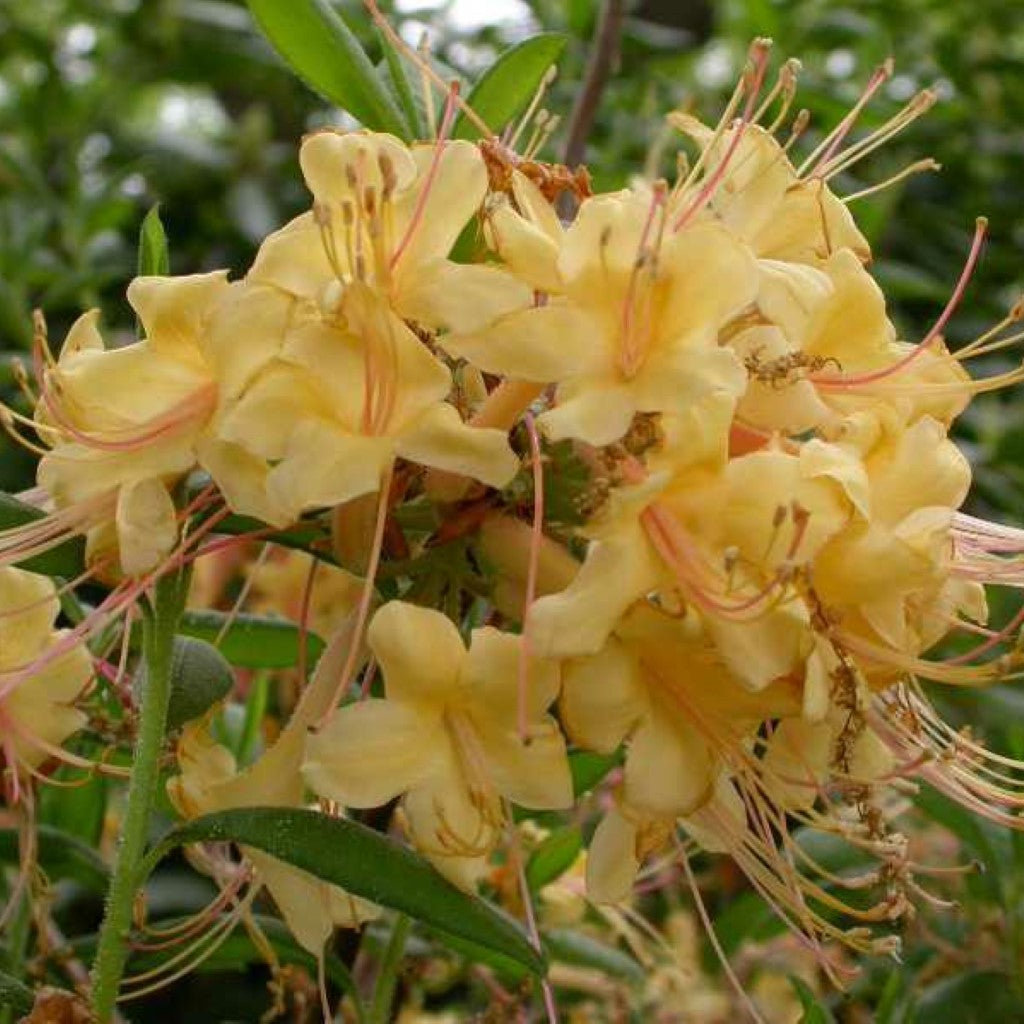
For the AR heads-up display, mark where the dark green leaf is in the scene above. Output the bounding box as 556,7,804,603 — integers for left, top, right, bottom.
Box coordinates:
0,493,85,577
915,970,1023,1023
246,0,408,136
569,749,621,797
38,741,109,846
141,807,545,974
178,610,324,670
0,969,33,1015
453,34,567,141
526,826,581,891
134,635,234,731
0,824,109,893
543,929,644,984
377,29,422,138
137,204,169,277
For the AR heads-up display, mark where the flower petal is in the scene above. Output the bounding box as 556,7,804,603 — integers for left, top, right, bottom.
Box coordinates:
442,303,607,383
475,716,573,809
127,271,230,356
462,626,560,722
396,402,519,489
367,601,465,707
538,383,636,446
397,259,532,333
560,637,645,753
116,478,178,577
623,713,714,817
248,213,333,300
0,567,59,668
586,809,639,905
302,699,440,808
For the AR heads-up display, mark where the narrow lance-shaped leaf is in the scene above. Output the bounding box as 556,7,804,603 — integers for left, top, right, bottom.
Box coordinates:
141,807,545,975
453,34,567,141
137,204,169,277
178,610,325,670
247,0,409,137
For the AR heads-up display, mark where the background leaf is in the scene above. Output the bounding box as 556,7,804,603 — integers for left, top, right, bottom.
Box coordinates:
142,807,546,975
453,34,567,140
178,610,325,670
246,0,408,136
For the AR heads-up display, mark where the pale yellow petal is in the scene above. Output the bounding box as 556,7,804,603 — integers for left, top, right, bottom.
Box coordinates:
475,717,573,809
560,638,645,753
623,714,714,817
442,303,606,383
0,567,59,668
397,259,532,333
60,309,104,362
632,343,746,413
486,198,563,294
266,420,394,517
392,139,487,268
299,131,416,208
528,529,661,658
127,271,230,355
762,718,830,810
462,626,560,722
539,383,636,446
396,403,519,489
302,699,440,808
116,478,178,577
368,601,465,706
585,809,638,905
195,437,293,528
248,213,333,300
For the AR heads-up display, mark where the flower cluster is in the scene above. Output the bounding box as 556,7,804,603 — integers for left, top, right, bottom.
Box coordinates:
5,42,1024,1002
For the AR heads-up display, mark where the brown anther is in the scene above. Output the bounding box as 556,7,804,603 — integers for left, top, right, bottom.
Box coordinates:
312,200,332,227
378,152,398,198
344,163,358,189
363,185,377,217
341,200,355,226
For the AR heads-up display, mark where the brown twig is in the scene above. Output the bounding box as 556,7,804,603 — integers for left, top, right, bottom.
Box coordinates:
561,0,626,171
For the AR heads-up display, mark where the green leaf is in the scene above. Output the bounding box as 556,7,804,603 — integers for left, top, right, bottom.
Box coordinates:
38,741,108,846
142,807,545,974
137,204,169,277
0,492,85,577
791,976,835,1024
377,29,423,139
526,826,581,891
0,969,33,1016
569,749,621,797
0,824,109,893
178,610,325,670
543,929,644,984
134,635,234,731
453,34,567,141
246,0,408,136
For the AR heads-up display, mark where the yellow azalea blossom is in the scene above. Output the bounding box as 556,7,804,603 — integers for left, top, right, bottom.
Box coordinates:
735,248,971,434
528,394,865,686
201,280,519,526
670,118,870,266
0,567,91,777
247,130,529,333
29,273,231,576
562,602,803,827
443,187,758,446
812,411,986,681
303,601,572,888
167,614,377,955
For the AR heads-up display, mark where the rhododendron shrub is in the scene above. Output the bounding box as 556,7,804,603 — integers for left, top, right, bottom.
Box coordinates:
3,9,1024,1023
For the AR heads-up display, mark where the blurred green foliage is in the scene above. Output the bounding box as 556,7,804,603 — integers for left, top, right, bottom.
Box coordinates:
2,0,1024,1019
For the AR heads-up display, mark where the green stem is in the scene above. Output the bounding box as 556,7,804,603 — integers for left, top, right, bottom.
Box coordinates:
89,573,184,1021
0,885,32,1024
368,914,410,1024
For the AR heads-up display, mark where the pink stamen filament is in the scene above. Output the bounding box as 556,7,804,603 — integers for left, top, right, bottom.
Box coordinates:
672,42,772,233
516,412,544,742
812,218,988,389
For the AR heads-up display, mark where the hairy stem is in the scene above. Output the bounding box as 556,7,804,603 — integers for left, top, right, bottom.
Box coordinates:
90,572,185,1021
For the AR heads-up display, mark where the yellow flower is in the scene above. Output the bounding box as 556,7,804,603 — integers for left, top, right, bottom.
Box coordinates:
248,130,529,333
670,118,870,266
168,614,378,954
32,273,230,576
201,280,519,526
303,601,572,888
0,567,91,776
443,188,758,446
528,394,865,683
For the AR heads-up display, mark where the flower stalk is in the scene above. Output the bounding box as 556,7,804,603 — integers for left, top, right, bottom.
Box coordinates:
90,569,186,1021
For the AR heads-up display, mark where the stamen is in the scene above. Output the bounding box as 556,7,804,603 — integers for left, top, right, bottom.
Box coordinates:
516,412,544,743
842,158,941,203
509,65,558,152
